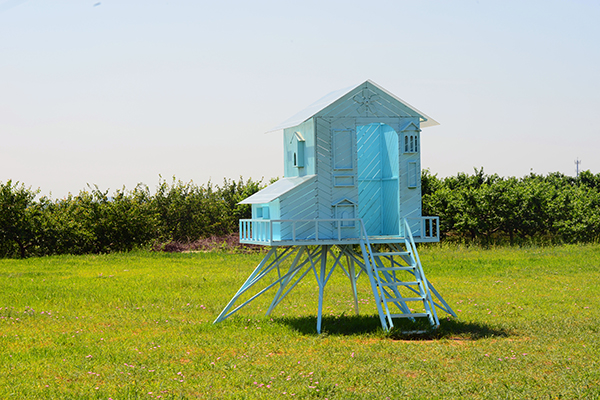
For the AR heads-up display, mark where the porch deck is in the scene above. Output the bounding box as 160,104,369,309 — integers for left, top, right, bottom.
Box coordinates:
239,217,439,246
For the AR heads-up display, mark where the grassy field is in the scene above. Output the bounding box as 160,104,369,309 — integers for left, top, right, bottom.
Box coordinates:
1,244,599,399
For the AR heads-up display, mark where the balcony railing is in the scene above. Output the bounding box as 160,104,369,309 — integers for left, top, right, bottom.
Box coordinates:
239,216,439,245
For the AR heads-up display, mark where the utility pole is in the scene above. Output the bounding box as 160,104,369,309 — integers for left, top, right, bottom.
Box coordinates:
575,158,581,178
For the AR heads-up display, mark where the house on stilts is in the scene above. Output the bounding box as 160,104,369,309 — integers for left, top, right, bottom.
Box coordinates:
214,80,456,333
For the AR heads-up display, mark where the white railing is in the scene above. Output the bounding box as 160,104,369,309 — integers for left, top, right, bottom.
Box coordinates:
240,216,440,244
239,218,362,244
239,219,272,243
407,216,439,242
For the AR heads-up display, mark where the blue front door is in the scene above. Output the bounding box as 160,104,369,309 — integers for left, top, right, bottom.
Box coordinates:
357,123,399,236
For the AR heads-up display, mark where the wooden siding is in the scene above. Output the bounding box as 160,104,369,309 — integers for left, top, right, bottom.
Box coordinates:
269,199,281,239
329,118,358,236
279,175,317,240
315,117,333,225
399,126,422,234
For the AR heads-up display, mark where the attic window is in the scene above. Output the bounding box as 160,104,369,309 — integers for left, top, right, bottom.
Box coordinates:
404,133,418,153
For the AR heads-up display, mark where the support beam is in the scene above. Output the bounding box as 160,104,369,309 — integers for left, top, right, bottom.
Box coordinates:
316,245,328,334
266,246,306,316
348,255,359,315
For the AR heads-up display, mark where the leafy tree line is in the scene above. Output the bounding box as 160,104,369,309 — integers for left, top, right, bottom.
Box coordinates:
422,168,600,245
0,177,264,258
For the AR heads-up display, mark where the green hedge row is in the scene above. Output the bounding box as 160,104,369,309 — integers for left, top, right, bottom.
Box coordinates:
422,168,600,244
2,169,600,257
0,177,264,258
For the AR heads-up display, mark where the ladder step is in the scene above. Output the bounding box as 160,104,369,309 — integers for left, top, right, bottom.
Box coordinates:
376,266,415,271
372,251,410,257
381,281,420,287
385,296,425,302
390,313,430,318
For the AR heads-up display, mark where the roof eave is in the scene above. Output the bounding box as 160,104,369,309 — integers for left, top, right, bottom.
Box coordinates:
267,80,440,132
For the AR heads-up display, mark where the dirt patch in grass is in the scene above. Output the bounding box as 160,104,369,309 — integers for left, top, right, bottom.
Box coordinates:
153,233,264,253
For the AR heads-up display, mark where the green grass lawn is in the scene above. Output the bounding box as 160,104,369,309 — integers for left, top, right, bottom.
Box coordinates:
1,244,599,399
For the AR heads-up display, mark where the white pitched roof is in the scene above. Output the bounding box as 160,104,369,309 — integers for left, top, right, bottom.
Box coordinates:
239,175,316,204
268,84,356,132
267,80,439,132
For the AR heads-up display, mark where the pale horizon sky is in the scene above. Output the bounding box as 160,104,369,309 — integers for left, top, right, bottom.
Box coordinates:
2,0,599,198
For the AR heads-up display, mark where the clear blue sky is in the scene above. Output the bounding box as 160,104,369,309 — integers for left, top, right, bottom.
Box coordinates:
1,0,599,197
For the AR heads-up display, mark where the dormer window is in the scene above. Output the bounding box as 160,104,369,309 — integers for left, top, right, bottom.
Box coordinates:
399,120,421,154
293,131,305,168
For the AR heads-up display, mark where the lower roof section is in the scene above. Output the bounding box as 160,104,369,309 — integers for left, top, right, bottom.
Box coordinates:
238,175,316,205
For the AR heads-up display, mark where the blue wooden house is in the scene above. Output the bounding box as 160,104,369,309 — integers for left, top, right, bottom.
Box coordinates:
239,80,439,244
215,80,455,333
